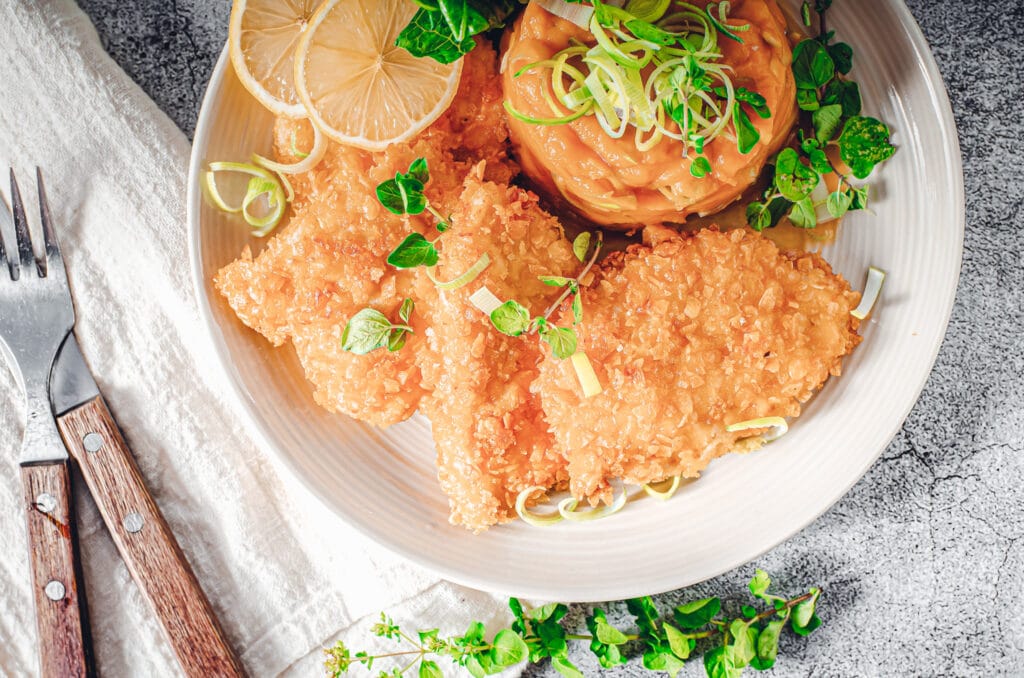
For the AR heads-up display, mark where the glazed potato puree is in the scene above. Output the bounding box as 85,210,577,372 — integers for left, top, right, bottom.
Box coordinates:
503,0,798,228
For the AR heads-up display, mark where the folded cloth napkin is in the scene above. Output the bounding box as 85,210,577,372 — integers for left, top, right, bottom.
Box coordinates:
0,2,511,675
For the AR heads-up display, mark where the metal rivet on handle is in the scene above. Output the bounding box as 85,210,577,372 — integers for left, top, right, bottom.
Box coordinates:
34,493,57,514
123,512,144,534
83,432,103,453
44,580,65,601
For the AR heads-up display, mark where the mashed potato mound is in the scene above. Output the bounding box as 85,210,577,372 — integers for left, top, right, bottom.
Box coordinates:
503,0,797,227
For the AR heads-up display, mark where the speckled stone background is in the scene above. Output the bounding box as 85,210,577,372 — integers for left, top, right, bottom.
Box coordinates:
73,0,1024,675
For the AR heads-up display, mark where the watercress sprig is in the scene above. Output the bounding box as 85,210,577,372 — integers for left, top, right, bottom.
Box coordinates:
745,0,895,232
341,299,415,355
378,158,451,269
489,231,602,359
324,569,822,678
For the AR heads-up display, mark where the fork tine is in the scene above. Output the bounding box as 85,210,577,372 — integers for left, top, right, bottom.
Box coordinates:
36,168,59,275
0,189,12,279
9,169,39,276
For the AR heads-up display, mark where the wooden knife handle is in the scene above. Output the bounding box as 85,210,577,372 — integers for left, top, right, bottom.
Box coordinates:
20,460,95,678
57,396,245,678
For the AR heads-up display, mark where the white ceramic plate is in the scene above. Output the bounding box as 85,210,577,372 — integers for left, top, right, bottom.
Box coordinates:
187,0,963,602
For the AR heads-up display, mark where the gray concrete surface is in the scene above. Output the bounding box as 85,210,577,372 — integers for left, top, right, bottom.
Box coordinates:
74,0,1024,675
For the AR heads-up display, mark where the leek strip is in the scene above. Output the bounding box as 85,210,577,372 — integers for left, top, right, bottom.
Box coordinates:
515,487,563,527
557,486,627,521
643,475,681,500
851,266,886,320
726,416,789,443
469,286,503,316
570,350,603,398
252,122,326,174
425,253,490,290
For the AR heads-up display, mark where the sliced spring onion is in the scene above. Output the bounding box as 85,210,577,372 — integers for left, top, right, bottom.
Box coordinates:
534,0,594,28
289,129,309,159
570,350,603,398
643,475,681,501
204,161,288,236
510,0,758,162
515,486,563,527
252,122,327,175
425,253,491,290
469,286,504,316
851,266,886,320
725,416,789,443
557,486,627,522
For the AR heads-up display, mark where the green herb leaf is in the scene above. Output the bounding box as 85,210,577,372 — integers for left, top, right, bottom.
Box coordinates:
704,6,745,44
387,233,439,269
788,196,818,228
387,329,409,352
729,619,757,668
801,1,811,26
376,173,426,215
838,116,896,179
407,157,430,184
822,79,861,116
807,147,833,174
733,103,760,154
572,231,592,263
729,87,771,119
664,623,694,660
850,184,869,210
828,42,854,74
571,293,583,325
704,646,741,678
745,197,791,232
551,657,584,678
812,103,843,143
690,155,712,178
791,39,835,89
342,309,394,355
539,275,572,287
774,148,819,202
673,597,721,629
751,619,784,670
418,659,443,678
791,614,823,636
749,569,772,600
399,297,414,323
792,588,820,628
539,325,578,359
796,88,820,111
826,189,853,218
491,629,528,666
625,18,677,45
586,608,627,669
627,596,662,637
644,648,685,678
490,300,532,336
396,7,479,64
508,598,528,636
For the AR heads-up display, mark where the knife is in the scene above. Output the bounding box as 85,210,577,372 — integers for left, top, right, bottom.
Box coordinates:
50,333,247,677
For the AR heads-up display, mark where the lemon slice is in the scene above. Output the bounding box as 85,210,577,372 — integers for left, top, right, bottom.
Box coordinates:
295,0,464,150
229,0,318,117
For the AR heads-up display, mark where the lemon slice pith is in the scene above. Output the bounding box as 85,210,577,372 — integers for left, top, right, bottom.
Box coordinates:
294,0,464,150
229,0,319,118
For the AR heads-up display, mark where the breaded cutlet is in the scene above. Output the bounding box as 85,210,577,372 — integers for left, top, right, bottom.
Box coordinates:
534,225,862,504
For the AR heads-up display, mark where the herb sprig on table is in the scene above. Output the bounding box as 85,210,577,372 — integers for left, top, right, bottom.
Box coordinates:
746,0,895,231
324,569,822,678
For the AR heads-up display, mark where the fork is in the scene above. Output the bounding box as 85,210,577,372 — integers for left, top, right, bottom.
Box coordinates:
0,169,93,676
1,170,244,677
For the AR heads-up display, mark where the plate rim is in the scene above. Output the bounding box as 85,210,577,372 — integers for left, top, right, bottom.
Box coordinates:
186,0,965,602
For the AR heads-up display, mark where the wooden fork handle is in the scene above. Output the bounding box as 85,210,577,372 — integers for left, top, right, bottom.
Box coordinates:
57,396,246,678
20,459,95,678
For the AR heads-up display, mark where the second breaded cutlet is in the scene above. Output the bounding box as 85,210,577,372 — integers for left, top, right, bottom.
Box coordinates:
534,225,862,504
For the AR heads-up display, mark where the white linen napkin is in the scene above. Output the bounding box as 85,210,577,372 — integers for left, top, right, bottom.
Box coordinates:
0,2,511,675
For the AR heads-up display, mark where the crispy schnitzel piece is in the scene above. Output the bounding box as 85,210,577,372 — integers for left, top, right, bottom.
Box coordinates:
534,225,862,503
414,164,579,530
215,43,511,427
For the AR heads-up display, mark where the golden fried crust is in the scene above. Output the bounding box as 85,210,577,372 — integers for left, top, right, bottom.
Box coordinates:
214,43,512,427
415,164,579,530
534,226,861,503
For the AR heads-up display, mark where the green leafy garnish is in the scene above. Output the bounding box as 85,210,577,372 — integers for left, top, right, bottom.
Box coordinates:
395,0,518,65
388,233,439,269
489,300,532,336
745,1,894,232
378,158,452,269
324,569,822,678
341,302,415,355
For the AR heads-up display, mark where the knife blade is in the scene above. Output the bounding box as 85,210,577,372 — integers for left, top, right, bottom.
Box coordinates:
49,333,100,417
